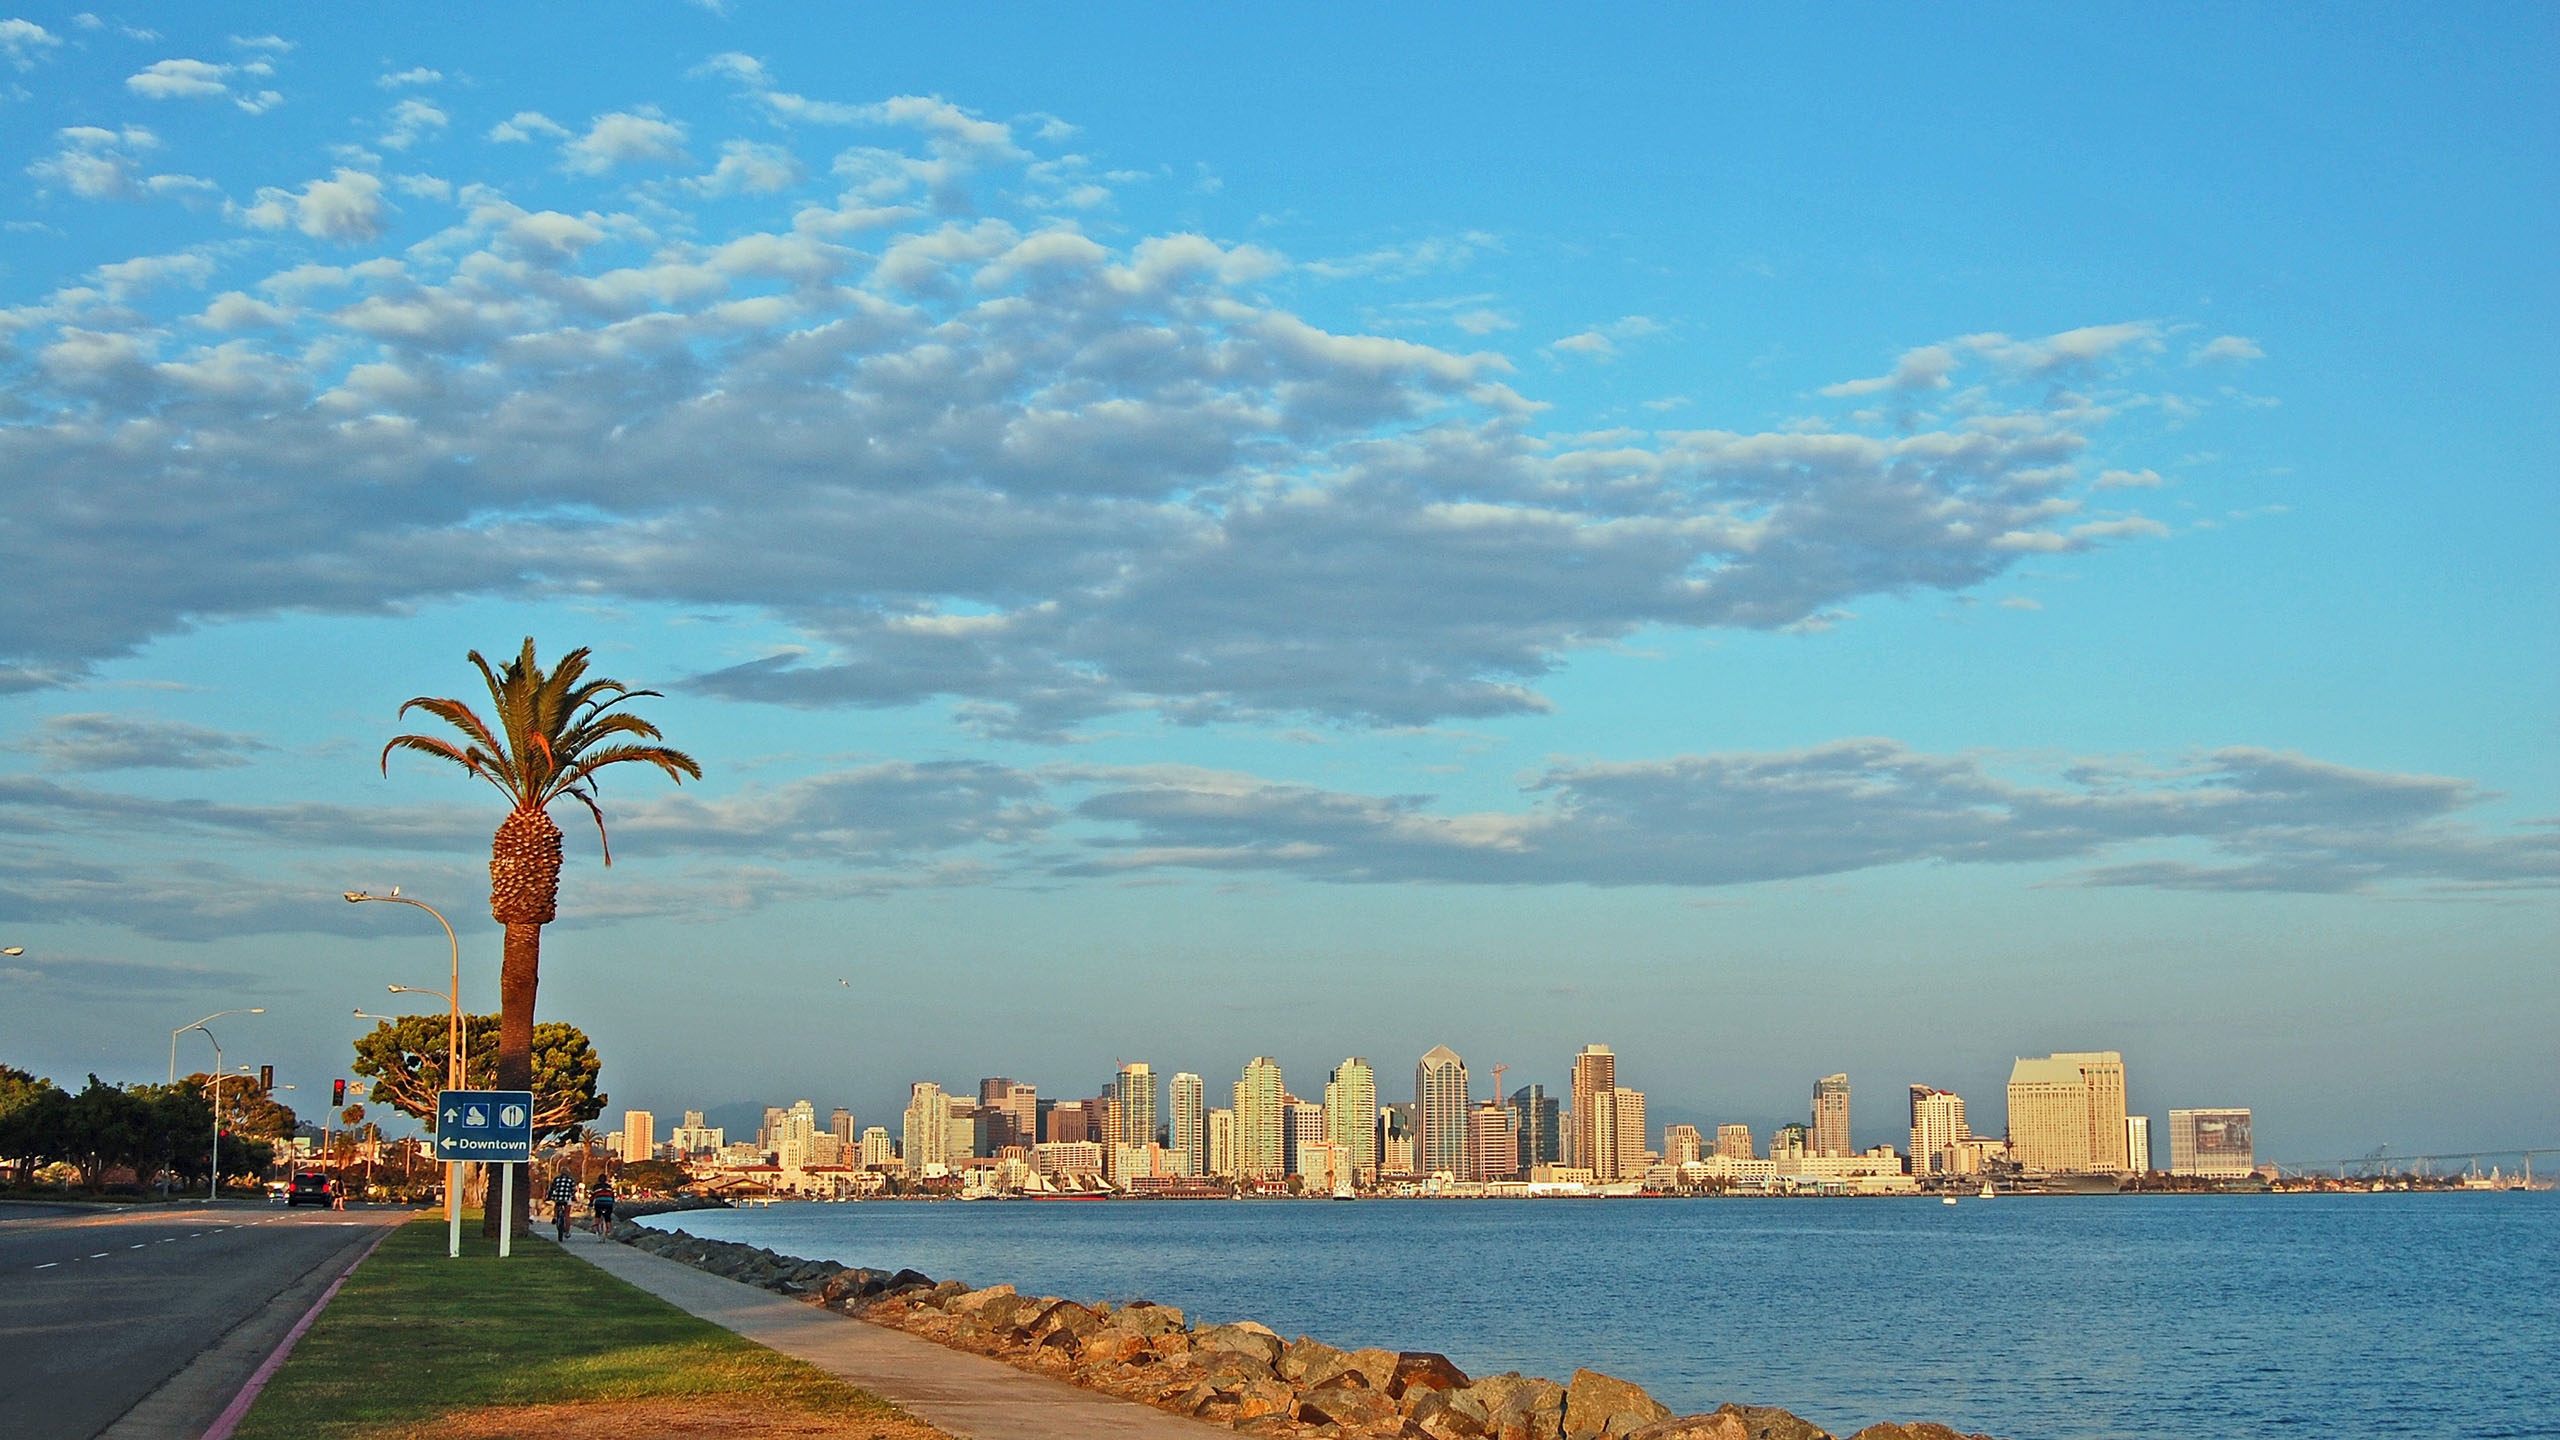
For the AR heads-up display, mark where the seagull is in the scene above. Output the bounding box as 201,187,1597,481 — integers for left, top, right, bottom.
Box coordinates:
838,978,850,987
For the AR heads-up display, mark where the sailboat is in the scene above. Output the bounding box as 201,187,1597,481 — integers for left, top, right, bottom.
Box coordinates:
1941,1194,1958,1206
1977,1180,1996,1199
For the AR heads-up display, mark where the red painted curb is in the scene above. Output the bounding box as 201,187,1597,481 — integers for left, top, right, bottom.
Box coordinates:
199,1221,399,1440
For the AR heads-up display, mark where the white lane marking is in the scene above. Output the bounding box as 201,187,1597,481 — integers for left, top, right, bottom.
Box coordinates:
129,1243,146,1249
87,1252,108,1259
35,1262,57,1269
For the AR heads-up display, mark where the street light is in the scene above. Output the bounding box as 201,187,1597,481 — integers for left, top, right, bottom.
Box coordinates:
345,889,468,1256
171,1008,264,1086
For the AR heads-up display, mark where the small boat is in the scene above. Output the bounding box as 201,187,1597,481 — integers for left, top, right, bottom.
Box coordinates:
1977,1181,1995,1199
1941,1195,1958,1206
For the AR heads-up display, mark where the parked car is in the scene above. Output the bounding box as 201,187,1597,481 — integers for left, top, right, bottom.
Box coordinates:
285,1172,339,1207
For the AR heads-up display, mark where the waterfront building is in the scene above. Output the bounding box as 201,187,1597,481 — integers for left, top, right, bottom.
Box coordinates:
1571,1045,1621,1181
1468,1099,1520,1181
2169,1108,2254,1177
947,1096,980,1162
1510,1084,1562,1173
1613,1087,1648,1172
1909,1085,1969,1175
621,1109,655,1162
759,1105,786,1153
859,1126,894,1168
902,1082,951,1174
1770,1122,1811,1163
1235,1057,1286,1180
1324,1058,1379,1180
773,1107,817,1169
2007,1051,2131,1173
1206,1107,1236,1178
1663,1124,1704,1167
1171,1072,1206,1178
979,1079,1037,1152
1813,1074,1851,1156
1284,1098,1327,1177
1415,1046,1470,1177
1116,1063,1158,1154
2126,1114,2153,1173
669,1111,724,1157
829,1107,856,1148
1033,1140,1105,1177
1299,1139,1354,1194
1716,1122,1754,1159
1379,1104,1416,1178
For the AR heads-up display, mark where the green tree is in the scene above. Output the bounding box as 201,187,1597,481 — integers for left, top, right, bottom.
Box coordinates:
616,1158,690,1194
381,638,696,1235
350,1012,605,1141
0,1065,69,1185
62,1076,153,1187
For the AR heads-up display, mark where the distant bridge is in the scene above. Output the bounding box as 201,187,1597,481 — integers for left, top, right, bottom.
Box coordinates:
2272,1144,2559,1180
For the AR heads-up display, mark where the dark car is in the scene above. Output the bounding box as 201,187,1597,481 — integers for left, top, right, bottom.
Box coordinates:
285,1172,338,1207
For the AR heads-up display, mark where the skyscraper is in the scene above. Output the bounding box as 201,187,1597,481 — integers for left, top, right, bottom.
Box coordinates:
1510,1084,1561,1173
1812,1073,1851,1156
1613,1087,1647,1174
859,1126,893,1168
1468,1100,1519,1180
979,1079,1037,1152
1571,1044,1620,1180
2007,1051,2131,1174
1663,1124,1704,1166
901,1082,949,1172
2126,1114,2152,1173
829,1107,856,1148
1115,1063,1158,1153
621,1109,655,1162
1716,1123,1754,1159
1235,1057,1285,1180
1171,1072,1206,1178
1206,1107,1236,1178
1284,1099,1327,1178
1909,1085,1968,1175
1324,1058,1379,1179
1414,1046,1470,1177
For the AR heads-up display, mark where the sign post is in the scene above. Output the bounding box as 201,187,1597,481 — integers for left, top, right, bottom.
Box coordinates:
434,1089,533,1258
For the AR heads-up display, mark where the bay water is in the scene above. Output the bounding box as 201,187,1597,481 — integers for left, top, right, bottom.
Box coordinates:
640,1193,2557,1438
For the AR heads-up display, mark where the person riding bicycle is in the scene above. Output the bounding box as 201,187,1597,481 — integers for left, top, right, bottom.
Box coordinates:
546,1172,579,1240
588,1176,617,1233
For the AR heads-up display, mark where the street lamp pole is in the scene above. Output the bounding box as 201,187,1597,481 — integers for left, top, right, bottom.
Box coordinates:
171,1007,264,1087
346,890,467,1255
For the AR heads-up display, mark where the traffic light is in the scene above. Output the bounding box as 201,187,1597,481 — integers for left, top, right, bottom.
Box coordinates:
333,1078,347,1106
259,1065,273,1093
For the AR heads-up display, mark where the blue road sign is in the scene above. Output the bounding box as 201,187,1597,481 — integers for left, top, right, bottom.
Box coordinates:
435,1088,534,1162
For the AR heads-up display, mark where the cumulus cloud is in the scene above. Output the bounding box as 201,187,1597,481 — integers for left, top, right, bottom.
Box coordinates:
25,125,213,202
1822,344,1959,397
378,66,442,88
488,110,570,143
379,98,449,150
126,55,282,112
1,16,61,69
563,110,691,174
2190,334,2265,364
232,168,390,241
10,713,269,770
0,95,2211,743
1546,315,1663,362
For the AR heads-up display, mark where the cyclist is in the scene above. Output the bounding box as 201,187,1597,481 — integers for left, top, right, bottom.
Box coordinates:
546,1171,579,1240
588,1175,617,1234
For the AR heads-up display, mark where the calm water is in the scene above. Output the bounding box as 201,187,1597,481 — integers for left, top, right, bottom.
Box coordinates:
641,1193,2558,1439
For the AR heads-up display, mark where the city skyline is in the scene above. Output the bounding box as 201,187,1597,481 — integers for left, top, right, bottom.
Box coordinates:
0,8,2549,1167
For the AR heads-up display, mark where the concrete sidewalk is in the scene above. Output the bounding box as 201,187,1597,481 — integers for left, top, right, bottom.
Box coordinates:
557,1228,1229,1439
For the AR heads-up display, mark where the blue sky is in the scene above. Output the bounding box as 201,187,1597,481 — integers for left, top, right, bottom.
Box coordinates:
0,5,2550,1162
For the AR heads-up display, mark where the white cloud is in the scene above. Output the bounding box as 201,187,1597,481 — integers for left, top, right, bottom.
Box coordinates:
25,125,211,202
379,98,448,151
689,139,805,196
92,251,215,301
1963,322,2161,376
1996,595,2042,611
0,17,62,69
233,169,390,243
2190,334,2265,364
487,110,570,143
563,110,690,174
2095,468,2165,490
1545,316,1661,362
1821,343,1960,397
378,67,442,88
127,56,233,99
9,713,268,770
229,34,291,52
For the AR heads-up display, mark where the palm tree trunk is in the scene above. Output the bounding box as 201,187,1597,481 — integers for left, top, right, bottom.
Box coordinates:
484,919,542,1238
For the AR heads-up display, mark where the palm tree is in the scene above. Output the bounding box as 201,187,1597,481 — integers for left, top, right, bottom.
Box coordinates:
383,638,699,1234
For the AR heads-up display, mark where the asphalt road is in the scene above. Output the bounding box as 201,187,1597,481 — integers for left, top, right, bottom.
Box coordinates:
0,1202,402,1440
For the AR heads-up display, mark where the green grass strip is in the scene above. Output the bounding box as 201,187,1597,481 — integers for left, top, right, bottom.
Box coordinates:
234,1215,909,1438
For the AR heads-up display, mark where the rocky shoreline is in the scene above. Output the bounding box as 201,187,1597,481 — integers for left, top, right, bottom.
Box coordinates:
604,1221,1991,1440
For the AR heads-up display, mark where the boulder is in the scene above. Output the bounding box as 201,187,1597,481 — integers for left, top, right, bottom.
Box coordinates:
1195,1321,1287,1368
1707,1407,1834,1440
1345,1348,1404,1392
1283,1336,1352,1382
1409,1388,1495,1438
947,1283,1016,1315
1847,1426,1991,1440
1390,1352,1473,1402
1467,1374,1568,1440
888,1267,935,1290
1626,1415,1751,1440
1563,1367,1671,1439
1112,1301,1189,1337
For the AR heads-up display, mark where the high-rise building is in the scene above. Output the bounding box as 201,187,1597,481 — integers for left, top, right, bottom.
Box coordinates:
1510,1084,1562,1174
829,1107,856,1148
2169,1109,2253,1177
902,1082,950,1173
1663,1124,1704,1166
2126,1114,2153,1173
979,1079,1037,1152
1770,1122,1811,1162
1716,1123,1754,1159
774,1106,817,1168
1414,1046,1470,1177
1571,1044,1620,1181
1115,1063,1158,1154
1235,1058,1285,1180
1613,1087,1648,1174
1171,1072,1206,1178
1048,1104,1089,1147
669,1111,724,1157
621,1109,655,1162
1323,1058,1379,1179
1205,1107,1236,1178
1284,1099,1327,1178
2007,1051,2132,1173
945,1095,977,1163
1468,1100,1520,1180
1379,1104,1416,1177
1812,1074,1851,1156
858,1126,894,1168
1909,1085,1969,1175
759,1105,786,1154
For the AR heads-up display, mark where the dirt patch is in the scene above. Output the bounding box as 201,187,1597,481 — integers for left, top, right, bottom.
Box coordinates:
364,1397,950,1440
